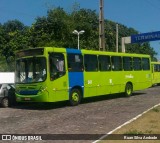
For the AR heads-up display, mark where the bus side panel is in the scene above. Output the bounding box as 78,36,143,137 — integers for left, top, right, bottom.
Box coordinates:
133,71,152,91
48,75,69,102
96,72,112,96
84,71,124,97
96,72,124,96
108,71,124,94
151,62,160,85
68,72,84,94
84,72,98,97
152,72,160,85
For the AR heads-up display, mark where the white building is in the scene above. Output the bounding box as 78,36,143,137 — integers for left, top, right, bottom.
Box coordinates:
0,72,14,84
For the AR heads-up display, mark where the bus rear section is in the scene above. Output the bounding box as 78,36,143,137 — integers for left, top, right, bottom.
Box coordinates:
81,50,152,98
151,62,160,85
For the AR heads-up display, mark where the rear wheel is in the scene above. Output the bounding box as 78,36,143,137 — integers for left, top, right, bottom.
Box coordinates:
69,89,81,106
1,98,9,108
125,83,133,97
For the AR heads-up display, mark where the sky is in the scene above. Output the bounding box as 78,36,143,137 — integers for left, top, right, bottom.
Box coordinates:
0,0,160,59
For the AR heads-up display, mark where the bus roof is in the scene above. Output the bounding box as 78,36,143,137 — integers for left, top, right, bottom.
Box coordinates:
81,49,150,57
16,47,151,58
151,61,160,64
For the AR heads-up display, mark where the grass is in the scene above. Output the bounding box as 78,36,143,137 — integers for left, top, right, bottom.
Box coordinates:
99,105,160,143
152,108,159,113
123,129,144,135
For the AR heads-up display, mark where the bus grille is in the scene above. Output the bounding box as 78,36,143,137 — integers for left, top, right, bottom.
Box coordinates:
19,90,39,95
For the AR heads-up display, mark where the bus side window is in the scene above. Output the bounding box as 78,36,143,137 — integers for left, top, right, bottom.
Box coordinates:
154,65,157,72
123,57,132,71
133,57,142,71
158,65,160,72
108,64,111,70
155,64,160,72
111,56,122,71
98,55,111,71
142,58,150,70
67,54,83,72
49,53,65,81
112,65,115,70
84,54,98,72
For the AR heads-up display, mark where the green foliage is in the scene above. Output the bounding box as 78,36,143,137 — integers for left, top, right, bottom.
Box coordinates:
0,20,30,71
152,108,159,112
124,129,144,135
0,6,158,71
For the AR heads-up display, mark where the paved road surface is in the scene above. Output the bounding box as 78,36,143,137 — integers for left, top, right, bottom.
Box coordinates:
0,86,160,143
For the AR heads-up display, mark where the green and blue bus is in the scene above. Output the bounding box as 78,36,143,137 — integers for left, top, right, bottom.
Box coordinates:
15,47,152,105
151,62,160,85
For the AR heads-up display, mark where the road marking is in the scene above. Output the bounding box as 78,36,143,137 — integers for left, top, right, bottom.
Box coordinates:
92,103,160,143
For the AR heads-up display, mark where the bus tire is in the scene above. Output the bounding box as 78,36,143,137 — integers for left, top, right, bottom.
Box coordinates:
125,83,133,97
69,88,81,106
1,97,9,108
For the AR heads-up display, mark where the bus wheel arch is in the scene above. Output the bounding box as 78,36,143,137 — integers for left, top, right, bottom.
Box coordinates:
69,86,83,106
125,82,133,97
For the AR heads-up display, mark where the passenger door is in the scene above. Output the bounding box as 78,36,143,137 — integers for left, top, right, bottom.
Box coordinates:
48,53,68,102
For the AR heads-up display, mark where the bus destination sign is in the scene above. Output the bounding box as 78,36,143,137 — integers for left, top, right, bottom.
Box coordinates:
131,31,160,43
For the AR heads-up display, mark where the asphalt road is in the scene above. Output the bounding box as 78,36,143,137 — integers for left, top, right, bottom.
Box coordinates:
0,86,160,143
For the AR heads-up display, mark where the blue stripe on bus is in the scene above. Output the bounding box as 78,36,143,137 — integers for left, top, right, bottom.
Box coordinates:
66,48,81,54
66,48,84,95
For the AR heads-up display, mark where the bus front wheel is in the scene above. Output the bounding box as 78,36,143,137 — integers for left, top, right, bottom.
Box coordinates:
69,89,81,106
125,83,133,97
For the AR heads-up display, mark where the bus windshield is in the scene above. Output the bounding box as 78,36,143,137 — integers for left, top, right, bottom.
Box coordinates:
15,57,47,83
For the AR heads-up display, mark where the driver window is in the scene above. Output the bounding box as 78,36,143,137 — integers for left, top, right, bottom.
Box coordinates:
49,53,65,81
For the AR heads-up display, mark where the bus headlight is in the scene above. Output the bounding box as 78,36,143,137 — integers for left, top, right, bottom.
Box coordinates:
39,86,48,93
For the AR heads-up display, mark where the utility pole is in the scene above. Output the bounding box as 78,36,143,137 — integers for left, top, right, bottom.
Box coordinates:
116,23,119,52
99,0,105,51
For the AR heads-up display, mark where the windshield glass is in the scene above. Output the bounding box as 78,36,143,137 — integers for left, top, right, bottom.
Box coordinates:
15,57,46,83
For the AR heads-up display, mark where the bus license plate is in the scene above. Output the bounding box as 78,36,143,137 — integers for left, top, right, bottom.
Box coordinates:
24,97,31,101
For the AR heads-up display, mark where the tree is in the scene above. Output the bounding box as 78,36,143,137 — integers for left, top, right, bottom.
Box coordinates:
71,8,99,50
0,20,29,71
29,16,49,47
0,6,158,72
